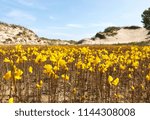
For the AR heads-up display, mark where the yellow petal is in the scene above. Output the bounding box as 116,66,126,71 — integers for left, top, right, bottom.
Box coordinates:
28,66,33,73
108,75,113,85
112,78,119,86
3,71,12,80
9,97,14,103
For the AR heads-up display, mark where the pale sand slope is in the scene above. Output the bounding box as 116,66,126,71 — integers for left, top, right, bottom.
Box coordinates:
81,28,150,45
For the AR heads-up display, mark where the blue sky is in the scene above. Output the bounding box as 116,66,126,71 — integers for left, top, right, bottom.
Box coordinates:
0,0,150,40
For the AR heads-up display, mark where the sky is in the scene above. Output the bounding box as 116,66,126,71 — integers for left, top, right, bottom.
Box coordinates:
0,0,150,40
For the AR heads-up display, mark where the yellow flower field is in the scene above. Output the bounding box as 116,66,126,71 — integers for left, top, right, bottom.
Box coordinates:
0,45,150,103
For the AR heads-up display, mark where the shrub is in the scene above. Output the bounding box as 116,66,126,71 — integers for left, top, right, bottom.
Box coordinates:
95,32,106,39
104,26,121,33
123,26,141,29
142,8,150,30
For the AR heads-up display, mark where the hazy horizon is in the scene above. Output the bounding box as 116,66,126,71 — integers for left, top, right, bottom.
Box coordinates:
0,0,150,40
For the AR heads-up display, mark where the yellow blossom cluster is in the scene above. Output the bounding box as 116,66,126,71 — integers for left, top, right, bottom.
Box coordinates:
0,45,149,103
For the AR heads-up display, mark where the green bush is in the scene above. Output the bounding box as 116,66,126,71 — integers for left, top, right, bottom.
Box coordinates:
104,26,120,33
142,8,150,30
123,26,141,29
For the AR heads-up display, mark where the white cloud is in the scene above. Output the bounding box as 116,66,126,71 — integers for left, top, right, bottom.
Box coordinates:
6,10,36,21
66,24,84,28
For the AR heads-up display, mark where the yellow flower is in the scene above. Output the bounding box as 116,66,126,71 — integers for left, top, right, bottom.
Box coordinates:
112,78,119,86
81,63,86,70
61,74,69,81
126,59,132,64
81,47,89,54
3,58,11,63
132,61,139,69
53,66,59,72
146,75,150,81
61,74,65,79
22,56,27,61
128,74,132,78
54,74,59,79
93,56,100,65
89,67,94,72
36,80,43,89
50,55,57,62
3,57,13,64
14,67,23,80
72,88,77,94
108,75,113,85
43,64,54,76
15,44,22,50
131,86,135,90
113,67,116,71
16,57,21,63
102,55,109,60
58,59,67,67
108,76,119,86
40,80,43,86
35,54,47,63
36,84,41,89
75,61,82,69
120,64,126,70
9,97,14,103
3,71,12,80
129,68,134,72
28,66,33,73
114,94,124,98
140,84,145,90
68,57,74,63
66,75,69,80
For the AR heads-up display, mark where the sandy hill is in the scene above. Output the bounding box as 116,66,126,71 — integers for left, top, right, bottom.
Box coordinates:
78,26,150,45
1,22,150,45
0,22,72,45
0,22,48,45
